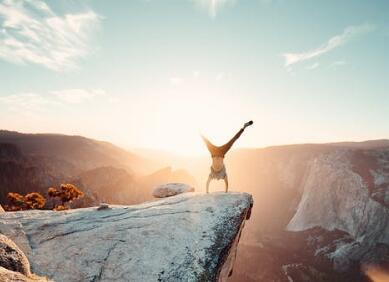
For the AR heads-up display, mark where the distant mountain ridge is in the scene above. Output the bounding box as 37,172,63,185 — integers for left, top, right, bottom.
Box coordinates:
0,130,196,207
0,130,141,174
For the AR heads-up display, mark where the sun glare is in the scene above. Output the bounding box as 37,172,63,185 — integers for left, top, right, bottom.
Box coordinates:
124,76,251,157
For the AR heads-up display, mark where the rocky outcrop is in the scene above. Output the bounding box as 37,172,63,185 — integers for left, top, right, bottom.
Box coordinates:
231,146,389,281
0,234,48,281
286,150,389,272
287,151,389,242
0,234,31,277
152,183,195,198
0,192,253,282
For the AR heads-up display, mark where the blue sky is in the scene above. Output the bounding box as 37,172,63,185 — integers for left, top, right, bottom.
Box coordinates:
0,0,388,155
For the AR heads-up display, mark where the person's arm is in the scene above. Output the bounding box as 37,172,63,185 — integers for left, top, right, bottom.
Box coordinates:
206,176,211,193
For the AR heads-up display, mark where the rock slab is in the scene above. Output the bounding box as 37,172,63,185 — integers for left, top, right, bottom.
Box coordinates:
152,183,195,198
0,192,252,282
0,234,49,281
0,233,31,277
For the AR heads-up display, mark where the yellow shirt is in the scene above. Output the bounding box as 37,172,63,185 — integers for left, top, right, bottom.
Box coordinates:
211,156,225,172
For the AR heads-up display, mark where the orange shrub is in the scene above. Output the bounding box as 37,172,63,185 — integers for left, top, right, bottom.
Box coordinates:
6,192,46,211
48,184,84,210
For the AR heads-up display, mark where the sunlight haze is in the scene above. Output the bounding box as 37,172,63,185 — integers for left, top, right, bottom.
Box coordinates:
0,0,388,155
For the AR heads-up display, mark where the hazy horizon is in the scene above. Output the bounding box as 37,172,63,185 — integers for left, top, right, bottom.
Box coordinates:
3,128,389,159
1,0,388,156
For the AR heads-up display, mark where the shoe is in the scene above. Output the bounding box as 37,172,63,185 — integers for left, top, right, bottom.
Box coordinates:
244,120,253,127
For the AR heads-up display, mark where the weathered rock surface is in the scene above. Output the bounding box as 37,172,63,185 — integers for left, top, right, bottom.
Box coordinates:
0,233,31,277
231,145,389,282
0,192,252,282
152,183,195,198
0,266,35,282
287,151,389,244
0,234,48,281
0,264,50,282
286,150,389,272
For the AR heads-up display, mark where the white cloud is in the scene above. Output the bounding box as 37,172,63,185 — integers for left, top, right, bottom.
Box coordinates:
0,92,58,117
0,88,108,116
215,72,232,80
306,62,319,70
331,60,347,67
51,89,106,104
192,0,236,18
216,72,225,81
283,24,375,67
0,0,101,71
192,70,200,79
169,77,183,85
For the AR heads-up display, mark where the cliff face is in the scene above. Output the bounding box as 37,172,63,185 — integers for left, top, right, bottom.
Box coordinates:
0,192,253,282
229,144,389,281
286,150,389,272
288,150,389,243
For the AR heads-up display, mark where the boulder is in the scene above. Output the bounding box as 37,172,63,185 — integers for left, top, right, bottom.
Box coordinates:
0,234,48,281
0,192,253,282
152,183,195,198
0,266,31,282
97,203,110,211
0,233,31,276
0,266,50,282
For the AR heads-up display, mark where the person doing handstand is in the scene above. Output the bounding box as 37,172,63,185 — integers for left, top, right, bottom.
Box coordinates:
202,121,253,193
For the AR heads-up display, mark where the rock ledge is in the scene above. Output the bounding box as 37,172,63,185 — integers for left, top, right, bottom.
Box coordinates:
0,192,253,282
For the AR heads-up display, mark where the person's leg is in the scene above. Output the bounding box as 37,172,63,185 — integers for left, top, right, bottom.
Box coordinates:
219,128,244,156
206,176,211,193
202,135,219,156
219,121,253,156
224,176,229,193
